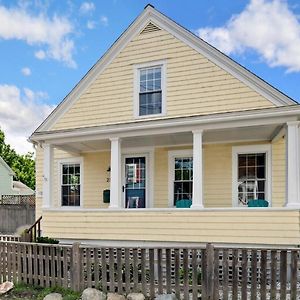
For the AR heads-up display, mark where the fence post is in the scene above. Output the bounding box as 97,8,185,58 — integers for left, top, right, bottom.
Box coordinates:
71,242,81,292
206,243,214,299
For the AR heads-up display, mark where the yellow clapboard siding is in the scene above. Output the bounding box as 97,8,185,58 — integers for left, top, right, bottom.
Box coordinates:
52,27,274,131
272,137,286,207
42,210,300,245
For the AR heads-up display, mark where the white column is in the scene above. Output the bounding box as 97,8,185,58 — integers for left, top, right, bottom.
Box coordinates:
43,143,53,208
286,121,300,208
191,130,204,209
109,137,122,208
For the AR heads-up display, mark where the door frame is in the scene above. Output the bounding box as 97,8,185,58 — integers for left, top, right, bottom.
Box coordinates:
121,149,154,208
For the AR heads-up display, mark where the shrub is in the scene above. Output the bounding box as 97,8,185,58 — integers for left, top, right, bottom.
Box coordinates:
36,236,59,244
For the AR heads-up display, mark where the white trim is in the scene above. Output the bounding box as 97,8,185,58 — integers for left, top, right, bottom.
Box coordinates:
58,156,84,209
122,152,153,209
191,130,204,209
32,6,295,134
133,60,166,119
286,121,300,208
109,137,122,208
232,144,272,207
43,144,53,208
31,106,300,144
168,149,193,207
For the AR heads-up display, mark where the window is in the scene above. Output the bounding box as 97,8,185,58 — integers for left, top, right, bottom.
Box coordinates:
134,61,166,117
61,163,81,206
232,145,271,207
238,153,266,205
168,150,193,207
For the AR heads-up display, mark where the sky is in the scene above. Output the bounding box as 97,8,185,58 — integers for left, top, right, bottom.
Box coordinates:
0,0,300,154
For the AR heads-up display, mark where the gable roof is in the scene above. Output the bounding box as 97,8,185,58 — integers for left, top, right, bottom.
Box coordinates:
0,157,15,176
33,4,297,134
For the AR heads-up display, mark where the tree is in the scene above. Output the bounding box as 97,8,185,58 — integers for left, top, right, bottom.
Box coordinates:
0,129,35,190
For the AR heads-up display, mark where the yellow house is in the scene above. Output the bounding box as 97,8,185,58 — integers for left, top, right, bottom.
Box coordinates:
30,5,300,247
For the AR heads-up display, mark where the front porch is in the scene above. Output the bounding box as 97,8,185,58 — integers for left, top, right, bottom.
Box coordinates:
35,107,300,245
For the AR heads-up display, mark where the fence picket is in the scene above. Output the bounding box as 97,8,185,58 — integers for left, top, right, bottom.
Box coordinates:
290,250,298,300
192,249,198,300
270,250,277,300
101,248,108,293
124,248,130,294
280,250,287,300
116,248,122,293
174,249,180,299
149,248,155,299
165,248,171,294
222,249,229,300
94,248,100,289
260,250,267,300
241,249,247,300
251,249,257,300
157,248,163,294
232,249,239,300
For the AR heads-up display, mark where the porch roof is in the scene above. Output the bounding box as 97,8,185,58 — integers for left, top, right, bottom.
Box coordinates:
30,105,300,147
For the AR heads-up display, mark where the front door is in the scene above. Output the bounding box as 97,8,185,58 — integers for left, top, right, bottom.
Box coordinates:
124,156,146,208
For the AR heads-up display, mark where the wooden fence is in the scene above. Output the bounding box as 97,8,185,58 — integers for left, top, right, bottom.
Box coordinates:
0,241,299,299
0,204,35,234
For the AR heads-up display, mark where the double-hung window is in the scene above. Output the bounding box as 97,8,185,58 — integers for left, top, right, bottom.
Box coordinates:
233,145,271,207
135,61,165,117
61,162,81,206
168,150,193,207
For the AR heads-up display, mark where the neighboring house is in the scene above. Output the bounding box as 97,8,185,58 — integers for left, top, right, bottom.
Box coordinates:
0,157,34,197
30,5,300,247
0,157,16,197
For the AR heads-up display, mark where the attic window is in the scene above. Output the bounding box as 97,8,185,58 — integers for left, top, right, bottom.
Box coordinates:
134,60,166,118
140,22,161,34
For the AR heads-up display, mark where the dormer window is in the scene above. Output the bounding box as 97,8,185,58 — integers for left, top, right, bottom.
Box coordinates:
134,60,166,118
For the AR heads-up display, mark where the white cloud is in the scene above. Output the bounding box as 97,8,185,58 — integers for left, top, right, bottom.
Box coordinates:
87,20,96,30
100,15,108,27
21,67,31,76
0,84,55,154
0,5,76,68
197,0,300,72
80,2,95,14
34,50,46,60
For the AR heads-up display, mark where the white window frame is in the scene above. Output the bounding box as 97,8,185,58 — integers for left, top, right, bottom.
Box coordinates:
168,149,193,207
133,60,166,119
58,157,84,209
232,145,272,207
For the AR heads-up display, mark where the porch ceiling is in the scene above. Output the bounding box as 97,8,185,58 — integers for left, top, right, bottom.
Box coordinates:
55,124,282,153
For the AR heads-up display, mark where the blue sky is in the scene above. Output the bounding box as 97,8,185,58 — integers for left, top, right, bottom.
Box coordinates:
0,0,300,154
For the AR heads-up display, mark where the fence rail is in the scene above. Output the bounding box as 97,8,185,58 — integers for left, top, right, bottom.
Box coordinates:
0,241,299,299
0,195,35,206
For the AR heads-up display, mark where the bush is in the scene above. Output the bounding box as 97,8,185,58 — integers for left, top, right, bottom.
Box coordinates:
36,236,59,244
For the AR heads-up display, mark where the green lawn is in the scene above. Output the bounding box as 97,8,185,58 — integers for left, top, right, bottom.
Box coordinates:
0,283,81,300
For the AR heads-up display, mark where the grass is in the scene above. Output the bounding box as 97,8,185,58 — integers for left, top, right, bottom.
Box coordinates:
0,283,81,300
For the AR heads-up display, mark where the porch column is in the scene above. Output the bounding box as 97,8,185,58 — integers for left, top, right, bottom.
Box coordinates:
43,143,53,208
191,130,204,209
109,137,122,208
286,121,300,208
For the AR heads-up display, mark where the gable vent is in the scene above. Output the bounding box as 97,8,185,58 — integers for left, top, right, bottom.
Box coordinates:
140,22,161,34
